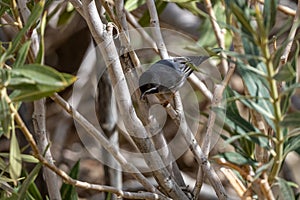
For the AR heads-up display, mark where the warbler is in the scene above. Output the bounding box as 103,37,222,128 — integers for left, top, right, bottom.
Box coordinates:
139,56,209,99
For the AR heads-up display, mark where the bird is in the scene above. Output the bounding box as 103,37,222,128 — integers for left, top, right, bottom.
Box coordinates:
138,56,209,99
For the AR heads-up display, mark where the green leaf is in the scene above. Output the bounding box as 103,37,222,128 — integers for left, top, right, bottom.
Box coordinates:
277,178,296,200
9,64,77,102
0,153,38,163
27,179,43,200
57,3,75,26
0,89,12,138
230,3,255,36
284,134,300,157
263,0,277,34
12,64,72,86
18,164,42,200
273,62,296,82
9,130,22,183
281,42,299,114
224,88,256,156
0,1,10,18
0,68,11,88
0,156,8,172
36,11,47,64
60,160,80,200
172,0,206,16
253,161,273,180
20,155,39,163
6,1,45,57
125,0,146,12
281,83,300,96
12,41,31,68
280,112,300,127
236,61,275,130
217,152,257,166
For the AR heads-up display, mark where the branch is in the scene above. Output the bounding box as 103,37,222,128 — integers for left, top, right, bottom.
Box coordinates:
33,99,62,200
126,11,158,53
202,64,235,156
280,1,300,64
50,93,163,196
203,0,228,75
5,97,170,200
146,0,168,59
36,152,171,200
172,93,227,200
188,74,213,101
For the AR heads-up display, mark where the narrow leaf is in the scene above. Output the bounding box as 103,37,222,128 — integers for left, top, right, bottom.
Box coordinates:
230,3,255,36
8,1,45,55
60,160,80,200
277,178,295,200
18,164,42,200
284,134,300,157
0,153,38,163
12,64,69,86
281,42,299,114
9,64,76,102
0,89,12,138
125,0,146,12
273,62,296,82
36,11,47,64
236,61,275,130
9,130,22,183
263,0,277,34
217,152,257,166
12,41,31,68
280,112,300,127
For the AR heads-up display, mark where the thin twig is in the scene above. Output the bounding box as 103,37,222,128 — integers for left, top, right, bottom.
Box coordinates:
258,0,296,16
192,167,204,199
202,64,235,155
193,63,235,199
146,0,168,59
260,174,275,200
173,92,227,200
36,153,169,200
115,0,128,37
5,97,170,200
188,74,213,101
280,1,300,64
125,11,158,53
203,0,228,75
50,93,163,196
33,99,61,200
7,96,40,156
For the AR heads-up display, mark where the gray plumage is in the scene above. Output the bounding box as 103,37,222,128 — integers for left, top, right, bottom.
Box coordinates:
139,56,209,99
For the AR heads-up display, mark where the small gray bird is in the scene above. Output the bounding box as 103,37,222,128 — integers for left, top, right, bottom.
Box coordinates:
139,56,209,99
